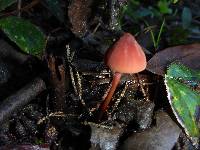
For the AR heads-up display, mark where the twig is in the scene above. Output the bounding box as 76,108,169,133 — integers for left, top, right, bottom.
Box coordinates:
17,0,22,17
66,45,85,106
0,78,46,124
0,0,40,17
108,0,120,30
136,74,147,99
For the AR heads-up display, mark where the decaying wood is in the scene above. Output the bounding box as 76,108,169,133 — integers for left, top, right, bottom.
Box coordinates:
47,55,66,112
68,0,93,37
0,39,29,64
0,78,46,124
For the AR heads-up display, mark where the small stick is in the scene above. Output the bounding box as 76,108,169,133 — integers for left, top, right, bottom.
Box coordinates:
17,0,22,17
0,0,40,17
136,73,147,98
0,78,46,124
109,80,128,115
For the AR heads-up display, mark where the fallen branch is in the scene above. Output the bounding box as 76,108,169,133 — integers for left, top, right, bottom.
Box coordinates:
0,78,46,124
0,39,29,64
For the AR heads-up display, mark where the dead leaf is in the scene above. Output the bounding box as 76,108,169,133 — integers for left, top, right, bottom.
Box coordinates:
68,0,93,37
146,44,200,76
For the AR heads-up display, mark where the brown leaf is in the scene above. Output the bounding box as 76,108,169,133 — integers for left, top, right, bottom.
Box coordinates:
146,44,200,76
68,0,93,37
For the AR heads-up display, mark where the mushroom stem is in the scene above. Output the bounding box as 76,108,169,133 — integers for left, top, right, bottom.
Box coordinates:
99,72,122,117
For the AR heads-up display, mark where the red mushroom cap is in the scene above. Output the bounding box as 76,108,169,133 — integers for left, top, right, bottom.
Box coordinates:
104,33,147,74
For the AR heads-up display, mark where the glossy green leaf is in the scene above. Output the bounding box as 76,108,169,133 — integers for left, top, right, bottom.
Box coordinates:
0,0,17,11
166,63,200,85
0,16,46,57
165,63,200,145
43,0,64,23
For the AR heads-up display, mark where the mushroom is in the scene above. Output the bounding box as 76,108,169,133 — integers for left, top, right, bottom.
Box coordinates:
99,33,147,119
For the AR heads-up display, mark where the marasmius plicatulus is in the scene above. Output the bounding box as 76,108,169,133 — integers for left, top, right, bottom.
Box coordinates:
99,33,147,119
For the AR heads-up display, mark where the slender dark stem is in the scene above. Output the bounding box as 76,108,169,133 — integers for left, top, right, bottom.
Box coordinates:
98,72,121,119
17,0,22,17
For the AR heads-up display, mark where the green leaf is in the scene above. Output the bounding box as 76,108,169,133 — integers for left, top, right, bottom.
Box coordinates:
0,16,46,57
165,63,200,145
182,7,192,29
0,0,17,12
166,63,200,83
157,0,172,14
171,0,179,3
43,0,64,23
